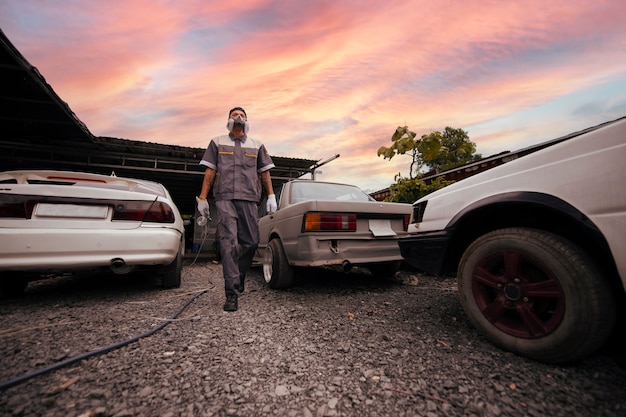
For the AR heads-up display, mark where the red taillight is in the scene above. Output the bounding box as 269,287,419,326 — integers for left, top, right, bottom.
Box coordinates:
403,214,410,231
113,201,175,223
0,202,27,218
0,195,34,218
303,212,356,232
0,195,175,223
46,175,107,183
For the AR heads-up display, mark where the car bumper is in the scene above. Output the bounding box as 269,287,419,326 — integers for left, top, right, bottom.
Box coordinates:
282,235,404,267
398,230,450,276
0,228,183,271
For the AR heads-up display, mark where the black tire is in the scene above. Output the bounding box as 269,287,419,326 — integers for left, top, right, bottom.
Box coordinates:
457,227,616,363
368,261,401,277
0,273,29,298
161,240,183,289
262,238,294,289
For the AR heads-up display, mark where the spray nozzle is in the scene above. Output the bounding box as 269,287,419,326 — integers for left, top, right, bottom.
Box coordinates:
196,209,211,226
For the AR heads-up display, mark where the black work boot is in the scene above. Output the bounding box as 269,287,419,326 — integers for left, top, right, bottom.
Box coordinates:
223,294,238,312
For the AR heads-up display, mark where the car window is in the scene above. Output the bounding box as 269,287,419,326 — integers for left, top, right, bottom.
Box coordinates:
258,184,284,218
289,182,373,203
258,197,267,218
275,184,283,207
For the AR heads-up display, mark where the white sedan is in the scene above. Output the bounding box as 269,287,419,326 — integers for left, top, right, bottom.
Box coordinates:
0,170,185,296
255,180,412,288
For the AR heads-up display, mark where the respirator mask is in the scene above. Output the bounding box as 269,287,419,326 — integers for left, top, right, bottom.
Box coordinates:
227,115,249,134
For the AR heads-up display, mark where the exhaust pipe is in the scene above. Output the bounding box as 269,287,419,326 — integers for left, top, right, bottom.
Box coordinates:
342,260,352,272
110,258,134,274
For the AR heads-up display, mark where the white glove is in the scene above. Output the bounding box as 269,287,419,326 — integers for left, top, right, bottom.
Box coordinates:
196,197,210,216
266,194,277,214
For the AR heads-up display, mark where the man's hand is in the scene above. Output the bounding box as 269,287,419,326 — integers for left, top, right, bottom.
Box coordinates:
266,194,277,214
196,197,210,216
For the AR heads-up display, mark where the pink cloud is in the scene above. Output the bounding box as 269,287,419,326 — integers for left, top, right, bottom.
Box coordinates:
1,0,626,191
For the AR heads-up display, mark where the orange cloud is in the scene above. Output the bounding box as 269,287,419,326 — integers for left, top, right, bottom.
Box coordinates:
1,0,626,191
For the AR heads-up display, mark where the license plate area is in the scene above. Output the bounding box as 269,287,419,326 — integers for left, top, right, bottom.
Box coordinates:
35,203,109,219
368,219,396,237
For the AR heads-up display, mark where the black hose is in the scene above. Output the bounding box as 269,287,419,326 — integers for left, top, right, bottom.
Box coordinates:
0,289,207,390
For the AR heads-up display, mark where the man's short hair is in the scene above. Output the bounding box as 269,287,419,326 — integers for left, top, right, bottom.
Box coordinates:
229,107,247,118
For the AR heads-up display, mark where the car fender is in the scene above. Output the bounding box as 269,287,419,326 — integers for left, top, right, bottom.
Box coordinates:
438,191,619,287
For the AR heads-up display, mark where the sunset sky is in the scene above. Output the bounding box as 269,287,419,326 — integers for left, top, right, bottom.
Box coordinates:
2,1,626,192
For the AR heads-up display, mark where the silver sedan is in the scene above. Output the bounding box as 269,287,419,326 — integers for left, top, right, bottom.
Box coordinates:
255,180,412,288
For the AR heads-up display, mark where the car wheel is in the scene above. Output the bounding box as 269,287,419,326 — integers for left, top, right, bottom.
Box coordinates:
368,261,401,277
161,240,183,289
0,273,29,298
457,227,616,363
263,238,294,289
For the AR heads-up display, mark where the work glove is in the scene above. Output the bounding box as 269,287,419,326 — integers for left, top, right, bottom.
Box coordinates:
196,197,210,216
266,194,277,214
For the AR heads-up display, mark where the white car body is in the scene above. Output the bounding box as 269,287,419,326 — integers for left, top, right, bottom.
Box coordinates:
399,116,626,363
0,170,185,294
403,117,626,284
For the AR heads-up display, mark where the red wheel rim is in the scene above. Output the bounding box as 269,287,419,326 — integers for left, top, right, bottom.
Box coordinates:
471,250,565,339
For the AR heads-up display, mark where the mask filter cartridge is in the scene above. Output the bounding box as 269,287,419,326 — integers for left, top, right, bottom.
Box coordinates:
227,115,249,134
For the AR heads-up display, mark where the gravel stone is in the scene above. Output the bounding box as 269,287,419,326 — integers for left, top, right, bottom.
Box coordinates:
0,262,625,417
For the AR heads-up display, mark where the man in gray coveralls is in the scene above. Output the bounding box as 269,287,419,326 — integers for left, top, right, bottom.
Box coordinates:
196,107,277,311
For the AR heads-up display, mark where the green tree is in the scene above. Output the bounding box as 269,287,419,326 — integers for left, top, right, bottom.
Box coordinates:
378,125,482,203
377,125,481,178
430,127,481,171
384,175,455,203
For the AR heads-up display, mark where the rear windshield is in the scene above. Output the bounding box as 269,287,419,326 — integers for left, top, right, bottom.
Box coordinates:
289,182,374,203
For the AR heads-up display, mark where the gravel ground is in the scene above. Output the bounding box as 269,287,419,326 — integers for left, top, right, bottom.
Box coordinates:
0,261,625,417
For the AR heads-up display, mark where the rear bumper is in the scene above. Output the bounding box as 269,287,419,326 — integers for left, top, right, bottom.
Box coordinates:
398,230,450,276
0,228,183,271
281,235,403,267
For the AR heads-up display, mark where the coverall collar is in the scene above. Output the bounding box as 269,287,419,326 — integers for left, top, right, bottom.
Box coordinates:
229,132,247,143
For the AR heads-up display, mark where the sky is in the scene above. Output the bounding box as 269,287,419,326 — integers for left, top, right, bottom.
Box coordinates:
2,0,626,192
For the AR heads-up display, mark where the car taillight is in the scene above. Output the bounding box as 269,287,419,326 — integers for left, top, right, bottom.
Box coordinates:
113,201,175,223
403,214,410,231
0,195,35,218
0,201,28,218
0,195,175,223
303,212,357,232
